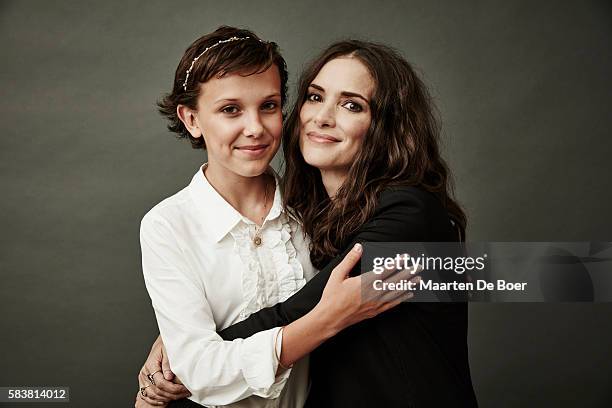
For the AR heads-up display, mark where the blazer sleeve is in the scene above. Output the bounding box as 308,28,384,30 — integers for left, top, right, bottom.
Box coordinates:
219,188,431,340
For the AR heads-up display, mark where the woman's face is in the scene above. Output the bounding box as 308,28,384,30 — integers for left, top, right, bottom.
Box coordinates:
185,66,282,178
299,57,374,176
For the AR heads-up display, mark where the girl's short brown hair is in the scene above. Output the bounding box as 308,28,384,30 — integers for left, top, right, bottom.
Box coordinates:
157,26,288,149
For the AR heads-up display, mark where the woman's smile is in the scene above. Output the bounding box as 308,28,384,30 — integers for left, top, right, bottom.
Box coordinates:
306,131,341,143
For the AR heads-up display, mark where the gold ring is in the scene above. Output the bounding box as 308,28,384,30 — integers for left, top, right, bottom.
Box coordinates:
140,384,150,397
148,370,161,385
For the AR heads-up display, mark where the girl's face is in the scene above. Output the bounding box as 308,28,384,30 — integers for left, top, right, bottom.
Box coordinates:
182,66,282,178
299,57,374,176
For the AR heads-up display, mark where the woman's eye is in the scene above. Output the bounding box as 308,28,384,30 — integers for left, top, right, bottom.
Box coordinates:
261,101,278,111
306,93,322,103
221,106,240,114
342,101,363,112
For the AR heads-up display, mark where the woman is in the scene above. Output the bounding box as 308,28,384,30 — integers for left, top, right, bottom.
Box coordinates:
137,27,414,408
145,39,478,407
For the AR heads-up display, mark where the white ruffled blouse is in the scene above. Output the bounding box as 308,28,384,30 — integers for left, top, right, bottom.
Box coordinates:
140,165,316,407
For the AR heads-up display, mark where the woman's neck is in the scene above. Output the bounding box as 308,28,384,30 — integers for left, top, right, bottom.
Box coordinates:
204,162,273,225
319,169,348,198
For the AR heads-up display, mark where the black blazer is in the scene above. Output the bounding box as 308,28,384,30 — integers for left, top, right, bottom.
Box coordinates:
219,187,478,407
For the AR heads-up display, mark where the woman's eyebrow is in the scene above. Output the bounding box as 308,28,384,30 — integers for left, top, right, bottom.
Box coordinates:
309,83,369,104
309,83,326,93
340,91,369,104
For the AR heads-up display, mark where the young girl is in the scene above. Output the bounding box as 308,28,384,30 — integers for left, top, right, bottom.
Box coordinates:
147,39,477,407
137,27,413,408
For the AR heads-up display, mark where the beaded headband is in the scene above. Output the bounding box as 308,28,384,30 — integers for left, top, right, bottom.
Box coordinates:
182,36,266,91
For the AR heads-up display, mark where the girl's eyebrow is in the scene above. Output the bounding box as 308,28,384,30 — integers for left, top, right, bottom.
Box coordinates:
214,93,281,104
309,83,369,104
264,92,282,99
215,98,240,103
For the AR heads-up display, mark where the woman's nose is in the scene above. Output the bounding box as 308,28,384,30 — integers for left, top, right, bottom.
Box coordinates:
313,103,336,128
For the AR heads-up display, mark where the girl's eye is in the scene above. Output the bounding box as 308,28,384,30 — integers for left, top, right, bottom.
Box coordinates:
342,101,363,112
221,105,240,114
261,101,279,111
306,93,322,103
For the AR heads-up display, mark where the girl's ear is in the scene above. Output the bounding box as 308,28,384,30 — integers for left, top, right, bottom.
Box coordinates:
177,105,203,139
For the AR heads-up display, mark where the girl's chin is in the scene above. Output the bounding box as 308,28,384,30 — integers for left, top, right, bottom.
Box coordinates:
234,160,272,177
208,159,271,179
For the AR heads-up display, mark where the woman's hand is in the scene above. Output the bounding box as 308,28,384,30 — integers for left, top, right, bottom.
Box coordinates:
134,391,167,408
137,336,191,406
313,243,420,336
277,243,421,368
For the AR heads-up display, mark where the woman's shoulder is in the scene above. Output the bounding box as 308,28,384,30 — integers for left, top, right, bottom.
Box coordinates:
376,185,444,215
359,185,454,242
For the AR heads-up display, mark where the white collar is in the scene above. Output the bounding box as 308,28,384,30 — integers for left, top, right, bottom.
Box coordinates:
188,164,284,243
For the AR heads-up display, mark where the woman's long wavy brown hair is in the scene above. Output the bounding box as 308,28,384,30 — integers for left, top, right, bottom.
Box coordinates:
281,40,466,268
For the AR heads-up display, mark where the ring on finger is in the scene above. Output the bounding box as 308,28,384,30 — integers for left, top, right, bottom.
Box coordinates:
148,370,161,385
139,384,151,397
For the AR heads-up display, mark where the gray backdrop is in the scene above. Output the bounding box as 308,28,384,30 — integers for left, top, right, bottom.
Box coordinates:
1,0,611,406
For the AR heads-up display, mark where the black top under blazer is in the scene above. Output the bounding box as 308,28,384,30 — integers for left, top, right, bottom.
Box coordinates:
219,187,478,407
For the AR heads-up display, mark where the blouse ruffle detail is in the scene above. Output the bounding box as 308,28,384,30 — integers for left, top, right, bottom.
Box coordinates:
230,214,306,320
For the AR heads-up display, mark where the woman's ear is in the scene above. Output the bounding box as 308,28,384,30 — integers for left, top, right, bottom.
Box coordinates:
177,105,203,139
